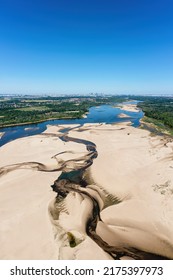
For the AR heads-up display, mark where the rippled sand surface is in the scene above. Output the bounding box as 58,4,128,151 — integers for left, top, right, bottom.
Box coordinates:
0,123,173,259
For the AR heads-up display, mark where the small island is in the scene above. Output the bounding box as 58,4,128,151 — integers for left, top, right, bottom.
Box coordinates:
118,113,130,118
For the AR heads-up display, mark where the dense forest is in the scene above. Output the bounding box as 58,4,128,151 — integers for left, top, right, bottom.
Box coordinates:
135,96,173,130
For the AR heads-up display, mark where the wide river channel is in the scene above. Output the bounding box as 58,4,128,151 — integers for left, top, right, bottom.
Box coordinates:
0,101,144,147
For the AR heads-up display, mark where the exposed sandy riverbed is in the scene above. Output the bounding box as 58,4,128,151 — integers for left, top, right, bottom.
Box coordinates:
116,103,140,112
0,122,173,259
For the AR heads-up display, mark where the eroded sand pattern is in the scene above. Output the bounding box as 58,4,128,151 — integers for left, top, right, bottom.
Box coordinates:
0,123,173,259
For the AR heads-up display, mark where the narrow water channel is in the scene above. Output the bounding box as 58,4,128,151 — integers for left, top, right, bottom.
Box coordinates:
49,125,169,260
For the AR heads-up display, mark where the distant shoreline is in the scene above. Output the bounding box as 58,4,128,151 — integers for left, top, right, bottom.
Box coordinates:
0,115,81,129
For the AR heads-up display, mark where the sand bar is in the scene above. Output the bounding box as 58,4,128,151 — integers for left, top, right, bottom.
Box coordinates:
117,113,130,118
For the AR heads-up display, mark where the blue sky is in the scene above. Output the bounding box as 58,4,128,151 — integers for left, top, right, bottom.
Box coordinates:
0,0,173,95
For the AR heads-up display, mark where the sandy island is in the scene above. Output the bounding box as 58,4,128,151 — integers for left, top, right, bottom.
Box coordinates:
117,103,140,112
117,113,130,118
0,122,173,259
0,132,4,139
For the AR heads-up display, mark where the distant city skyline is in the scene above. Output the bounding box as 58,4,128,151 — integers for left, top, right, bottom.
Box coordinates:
0,0,173,95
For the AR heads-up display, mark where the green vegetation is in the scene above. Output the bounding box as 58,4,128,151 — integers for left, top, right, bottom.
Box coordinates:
0,95,173,134
141,116,173,136
135,96,173,135
0,95,128,127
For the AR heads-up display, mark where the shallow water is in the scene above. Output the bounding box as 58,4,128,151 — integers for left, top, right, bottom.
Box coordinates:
0,102,143,147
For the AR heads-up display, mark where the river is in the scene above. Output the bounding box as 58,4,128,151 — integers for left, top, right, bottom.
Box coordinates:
0,102,143,147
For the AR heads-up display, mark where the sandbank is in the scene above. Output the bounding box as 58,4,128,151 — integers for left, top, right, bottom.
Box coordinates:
0,132,4,139
117,103,140,112
117,113,130,118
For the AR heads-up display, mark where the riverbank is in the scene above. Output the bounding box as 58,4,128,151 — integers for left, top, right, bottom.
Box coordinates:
140,116,173,136
0,123,173,259
116,102,140,112
0,116,81,129
0,104,143,148
0,102,140,129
